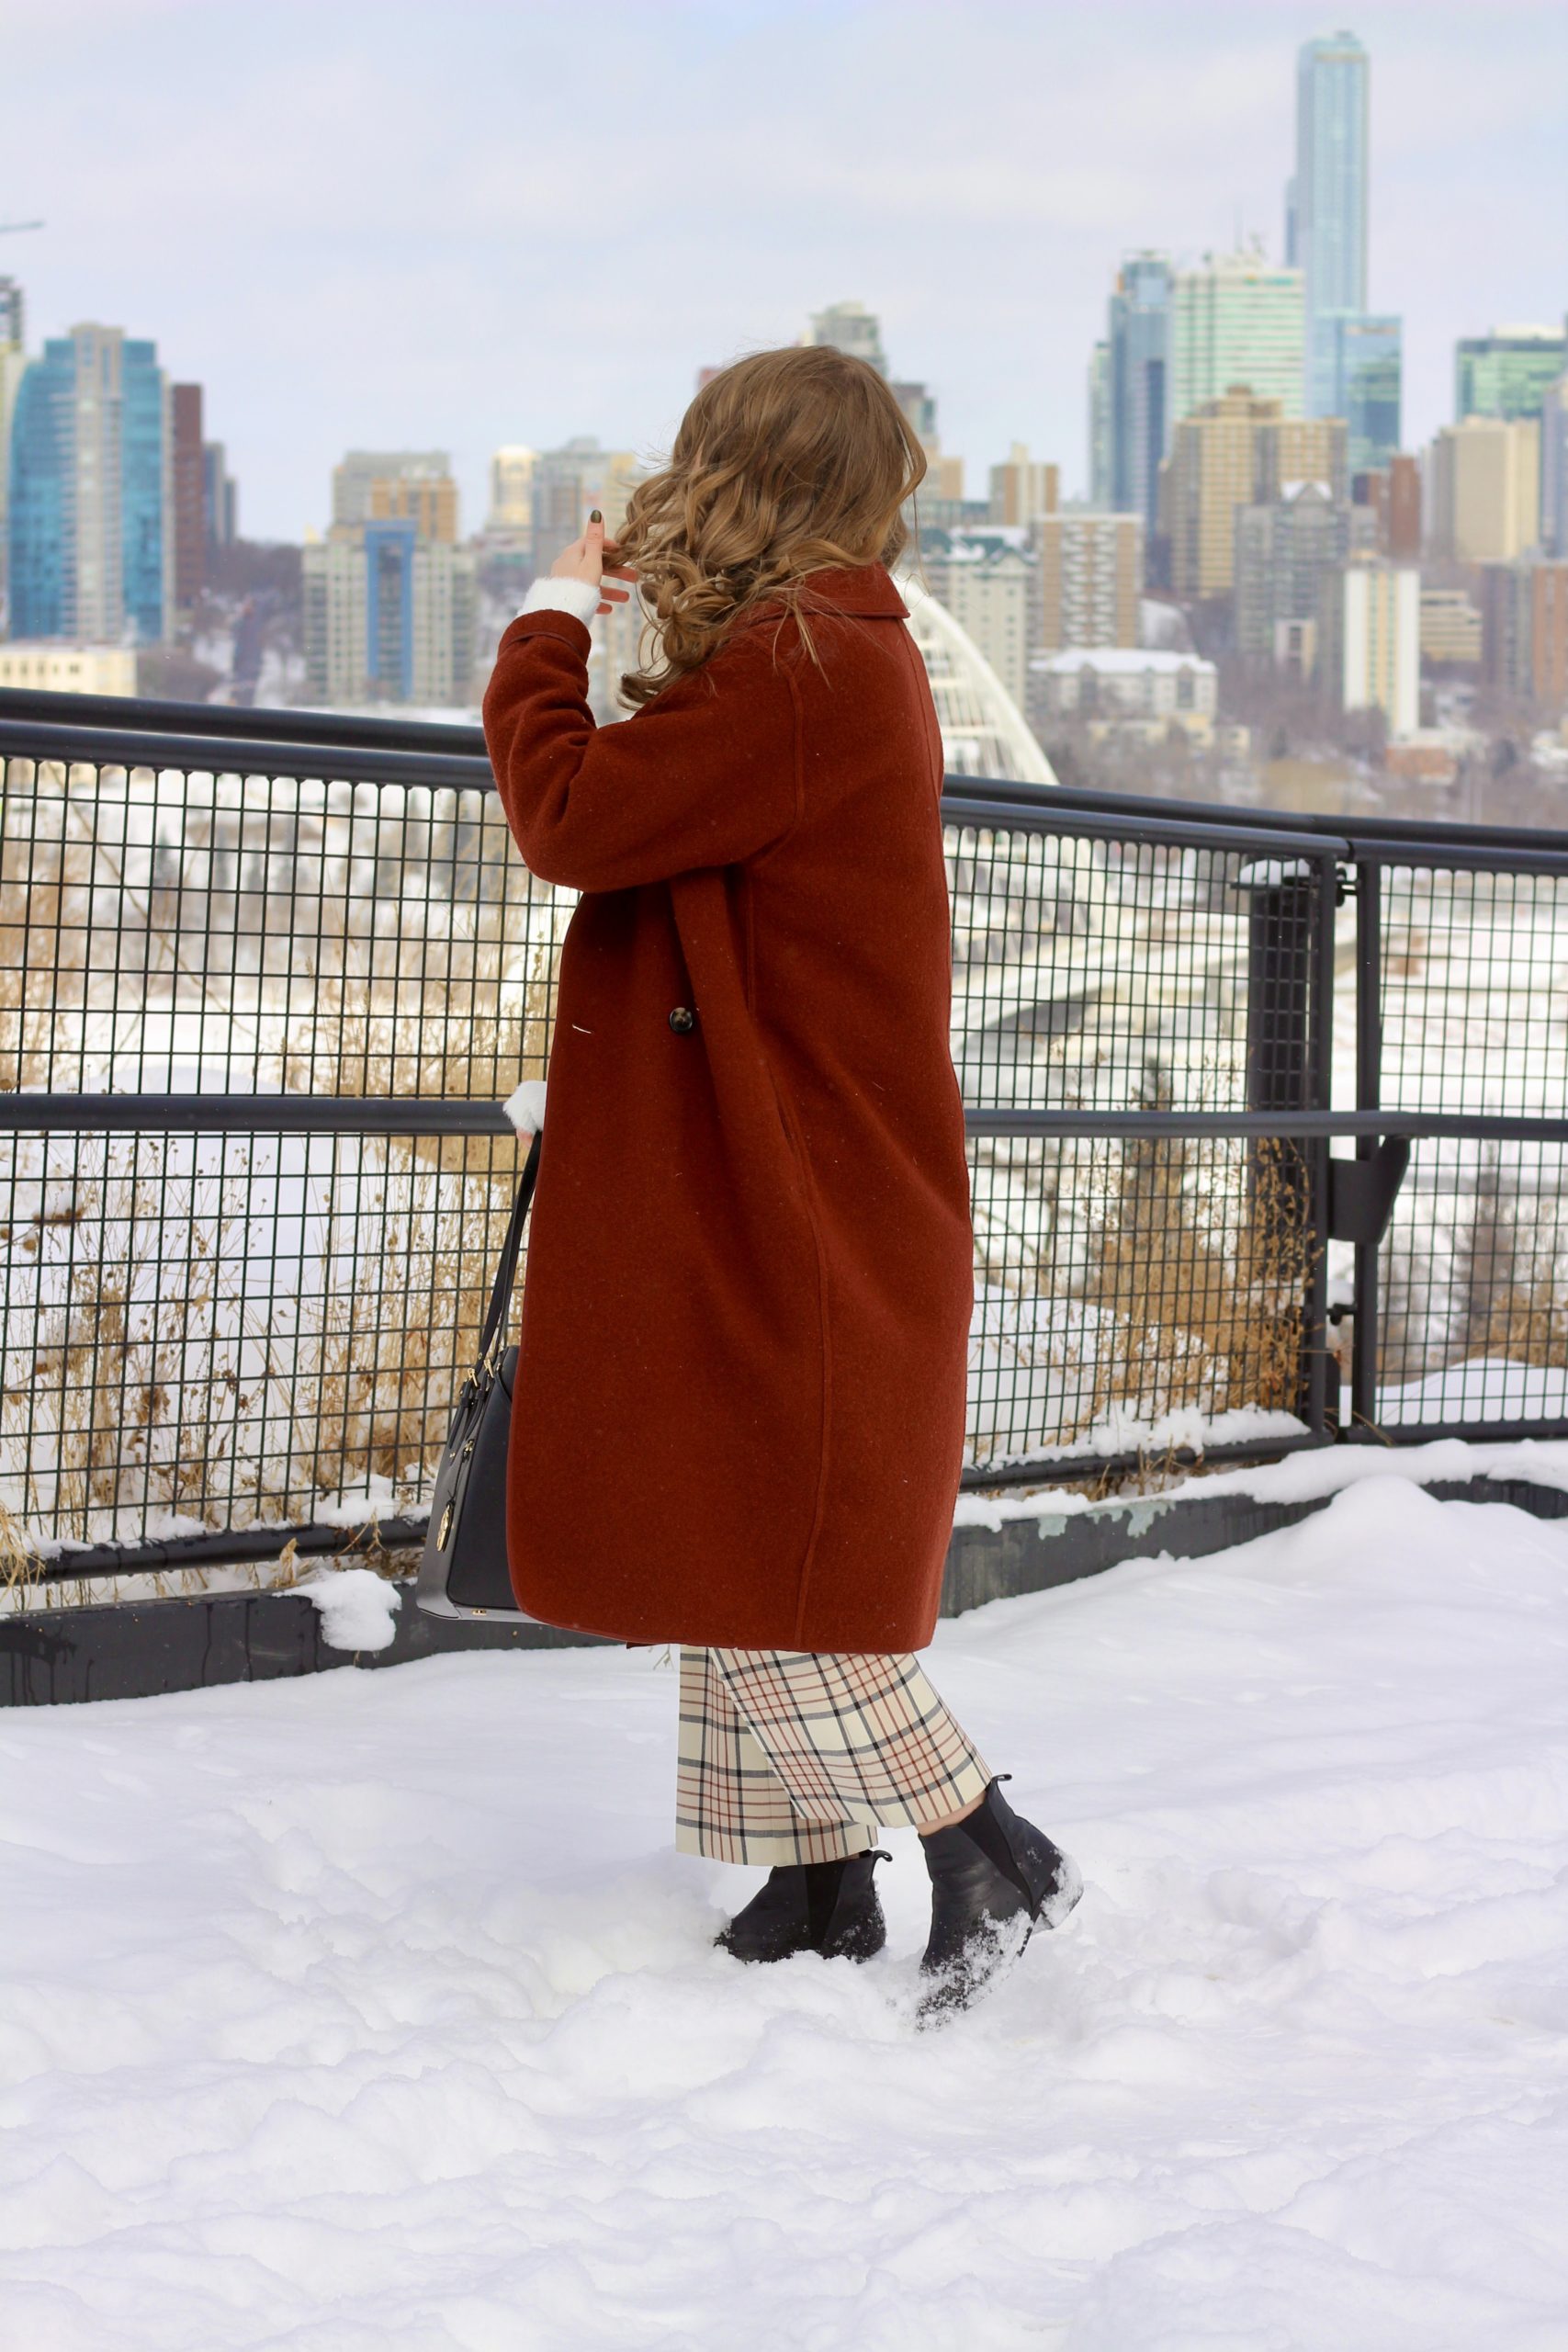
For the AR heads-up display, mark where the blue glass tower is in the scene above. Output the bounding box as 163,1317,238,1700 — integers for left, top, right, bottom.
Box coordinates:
364,518,418,700
1295,32,1368,322
1293,32,1394,427
120,339,167,642
1315,311,1403,472
7,344,73,639
1107,252,1171,534
6,323,168,644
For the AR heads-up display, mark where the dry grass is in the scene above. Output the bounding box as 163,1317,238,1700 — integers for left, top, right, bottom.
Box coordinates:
1085,1125,1313,1430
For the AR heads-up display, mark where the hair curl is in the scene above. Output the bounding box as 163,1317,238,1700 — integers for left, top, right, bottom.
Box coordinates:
610,344,927,708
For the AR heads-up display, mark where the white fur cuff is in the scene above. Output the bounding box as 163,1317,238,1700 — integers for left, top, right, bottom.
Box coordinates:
518,576,600,626
502,1080,547,1135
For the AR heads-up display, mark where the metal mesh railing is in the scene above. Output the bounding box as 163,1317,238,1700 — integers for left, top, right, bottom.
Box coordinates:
1370,857,1568,1434
3,686,1564,1587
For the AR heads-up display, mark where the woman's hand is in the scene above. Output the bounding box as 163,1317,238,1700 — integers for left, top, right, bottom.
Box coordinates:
550,510,636,617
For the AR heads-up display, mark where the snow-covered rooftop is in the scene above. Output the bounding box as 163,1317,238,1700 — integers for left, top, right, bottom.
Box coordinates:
1031,647,1217,674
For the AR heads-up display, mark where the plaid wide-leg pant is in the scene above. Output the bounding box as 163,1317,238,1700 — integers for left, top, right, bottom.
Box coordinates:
675,1645,992,1866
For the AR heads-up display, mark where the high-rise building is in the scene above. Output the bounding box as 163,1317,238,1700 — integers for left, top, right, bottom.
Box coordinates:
488,446,537,533
988,445,1058,527
1107,252,1173,534
1418,588,1483,666
1289,29,1407,471
330,451,457,545
1169,251,1306,426
1455,327,1567,424
202,442,237,557
1162,389,1277,600
1088,342,1111,507
1313,311,1401,471
1033,512,1141,651
1478,557,1568,709
919,532,1033,715
890,380,964,499
0,277,27,613
1234,481,1352,664
1386,453,1421,560
331,451,454,536
304,454,474,706
1543,377,1568,557
1427,417,1541,562
1160,390,1343,600
6,322,170,644
531,438,645,551
1255,414,1349,504
1322,556,1419,737
170,383,206,609
1294,35,1370,322
805,301,888,376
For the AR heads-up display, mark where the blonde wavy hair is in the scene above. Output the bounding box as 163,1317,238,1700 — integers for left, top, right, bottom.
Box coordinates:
611,344,928,708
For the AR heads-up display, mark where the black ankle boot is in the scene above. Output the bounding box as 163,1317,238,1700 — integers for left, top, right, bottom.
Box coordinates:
917,1777,1082,2024
716,1849,890,1964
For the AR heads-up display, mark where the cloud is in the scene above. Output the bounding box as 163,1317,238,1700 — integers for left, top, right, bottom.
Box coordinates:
5,0,1562,536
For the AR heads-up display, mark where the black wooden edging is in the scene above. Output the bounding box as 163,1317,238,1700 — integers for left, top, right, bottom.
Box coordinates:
6,1473,1566,1708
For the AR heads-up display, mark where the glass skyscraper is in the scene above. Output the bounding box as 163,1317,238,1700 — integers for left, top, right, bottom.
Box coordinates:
1295,32,1369,324
7,323,169,643
1315,311,1403,472
1107,252,1171,535
1292,31,1399,434
1168,253,1305,423
1455,328,1567,423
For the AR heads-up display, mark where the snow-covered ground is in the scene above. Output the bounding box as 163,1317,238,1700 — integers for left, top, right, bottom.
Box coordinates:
6,1476,1568,2348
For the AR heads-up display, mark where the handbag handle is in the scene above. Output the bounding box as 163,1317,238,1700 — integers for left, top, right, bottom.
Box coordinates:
475,1128,543,1378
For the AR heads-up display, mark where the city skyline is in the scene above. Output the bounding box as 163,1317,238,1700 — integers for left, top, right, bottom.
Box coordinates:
6,1,1564,543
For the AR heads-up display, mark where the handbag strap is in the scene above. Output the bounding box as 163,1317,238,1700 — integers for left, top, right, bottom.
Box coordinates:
476,1128,543,1377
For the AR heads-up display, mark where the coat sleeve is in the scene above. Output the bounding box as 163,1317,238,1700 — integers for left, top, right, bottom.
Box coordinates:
481,609,802,892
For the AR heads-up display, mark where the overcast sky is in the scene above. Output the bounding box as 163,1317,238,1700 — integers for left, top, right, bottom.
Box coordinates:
6,0,1565,542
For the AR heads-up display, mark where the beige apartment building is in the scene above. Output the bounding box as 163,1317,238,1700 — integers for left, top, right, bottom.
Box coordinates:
1479,556,1568,708
1418,588,1483,665
921,538,1033,714
1162,390,1347,597
330,451,458,540
1256,415,1349,503
988,444,1060,527
1033,512,1141,650
488,447,538,532
1427,418,1541,561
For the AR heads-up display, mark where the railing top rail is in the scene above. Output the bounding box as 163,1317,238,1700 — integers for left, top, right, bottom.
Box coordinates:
942,770,1568,861
0,684,487,756
3,684,1565,862
0,712,494,793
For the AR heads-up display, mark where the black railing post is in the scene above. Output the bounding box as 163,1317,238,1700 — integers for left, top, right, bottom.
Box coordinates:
1350,858,1383,1441
1241,863,1324,1427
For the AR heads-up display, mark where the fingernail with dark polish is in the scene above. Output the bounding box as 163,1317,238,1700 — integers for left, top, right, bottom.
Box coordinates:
590,508,603,523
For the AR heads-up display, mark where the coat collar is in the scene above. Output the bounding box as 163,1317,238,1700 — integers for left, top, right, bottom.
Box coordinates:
731,562,909,630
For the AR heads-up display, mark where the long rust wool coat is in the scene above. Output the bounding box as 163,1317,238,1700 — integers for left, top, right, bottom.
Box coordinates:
481,562,974,1652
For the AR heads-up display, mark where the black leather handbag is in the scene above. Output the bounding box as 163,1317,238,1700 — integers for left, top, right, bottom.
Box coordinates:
414,1130,542,1623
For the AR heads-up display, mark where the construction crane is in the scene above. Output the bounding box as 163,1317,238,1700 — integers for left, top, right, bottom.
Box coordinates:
0,221,45,235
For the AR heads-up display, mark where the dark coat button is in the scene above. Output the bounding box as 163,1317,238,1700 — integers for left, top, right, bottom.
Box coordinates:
668,1005,696,1034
